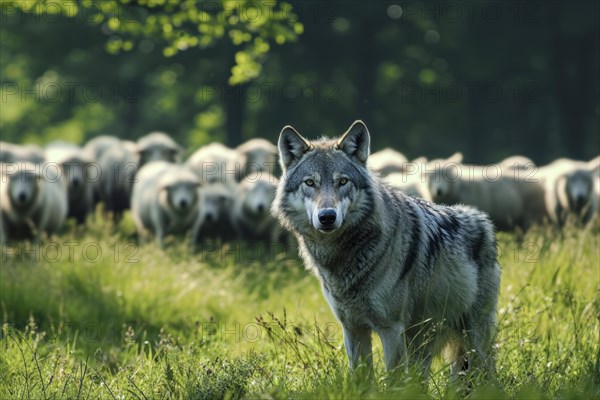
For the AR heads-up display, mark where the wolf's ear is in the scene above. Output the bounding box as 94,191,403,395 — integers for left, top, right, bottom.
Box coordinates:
337,120,371,164
278,125,311,170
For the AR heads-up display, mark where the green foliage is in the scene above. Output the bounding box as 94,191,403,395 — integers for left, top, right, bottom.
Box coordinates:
1,1,597,160
0,213,599,398
5,0,302,85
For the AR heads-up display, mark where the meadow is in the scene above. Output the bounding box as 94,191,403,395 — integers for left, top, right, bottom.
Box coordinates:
1,212,599,399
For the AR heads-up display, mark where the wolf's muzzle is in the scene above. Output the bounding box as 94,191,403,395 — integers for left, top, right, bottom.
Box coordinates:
318,208,337,227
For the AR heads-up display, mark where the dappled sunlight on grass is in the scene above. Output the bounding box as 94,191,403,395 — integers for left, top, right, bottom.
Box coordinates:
1,217,598,398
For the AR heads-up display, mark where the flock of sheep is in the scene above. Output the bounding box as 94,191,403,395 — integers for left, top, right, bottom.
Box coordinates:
1,132,598,249
1,133,283,247
372,149,599,231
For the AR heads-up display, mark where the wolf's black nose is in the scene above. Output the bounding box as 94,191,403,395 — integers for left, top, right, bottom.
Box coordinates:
318,208,337,226
179,199,188,209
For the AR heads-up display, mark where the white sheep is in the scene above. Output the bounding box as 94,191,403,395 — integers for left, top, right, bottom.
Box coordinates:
186,142,239,186
384,172,427,198
383,154,458,198
497,155,536,171
130,161,203,246
424,162,545,231
0,142,45,164
236,138,279,181
231,173,282,243
136,132,182,167
45,141,95,224
540,158,598,226
0,162,68,242
195,181,236,242
84,136,138,220
367,147,408,177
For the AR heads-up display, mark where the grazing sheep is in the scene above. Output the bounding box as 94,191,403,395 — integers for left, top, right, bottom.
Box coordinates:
85,136,138,220
84,135,121,201
84,136,121,161
588,155,600,174
424,163,538,231
98,144,138,220
136,132,182,167
541,159,598,226
367,147,408,177
130,161,203,246
383,154,463,199
512,174,549,228
498,155,536,171
231,173,282,243
425,152,463,168
384,172,426,198
0,162,68,242
0,142,14,163
0,142,45,164
236,138,278,181
186,142,239,186
195,181,236,242
45,141,95,224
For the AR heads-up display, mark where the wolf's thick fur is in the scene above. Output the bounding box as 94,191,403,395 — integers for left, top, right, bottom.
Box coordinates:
271,121,501,380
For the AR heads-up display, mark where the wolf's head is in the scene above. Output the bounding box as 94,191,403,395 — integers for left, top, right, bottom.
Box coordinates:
271,120,374,237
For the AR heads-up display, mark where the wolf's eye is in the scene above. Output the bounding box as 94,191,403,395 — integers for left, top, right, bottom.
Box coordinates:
339,178,348,186
305,179,315,186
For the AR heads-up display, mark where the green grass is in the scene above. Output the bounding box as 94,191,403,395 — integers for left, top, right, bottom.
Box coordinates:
1,212,599,399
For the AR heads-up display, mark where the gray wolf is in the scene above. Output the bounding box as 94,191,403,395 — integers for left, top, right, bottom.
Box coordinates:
271,120,501,381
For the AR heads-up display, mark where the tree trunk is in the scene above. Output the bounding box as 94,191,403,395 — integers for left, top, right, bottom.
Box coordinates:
225,82,247,147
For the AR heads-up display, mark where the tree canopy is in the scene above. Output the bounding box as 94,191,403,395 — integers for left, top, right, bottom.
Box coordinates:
1,0,598,163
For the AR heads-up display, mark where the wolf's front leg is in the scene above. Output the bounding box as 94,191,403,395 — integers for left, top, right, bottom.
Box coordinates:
378,322,406,371
342,325,373,371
